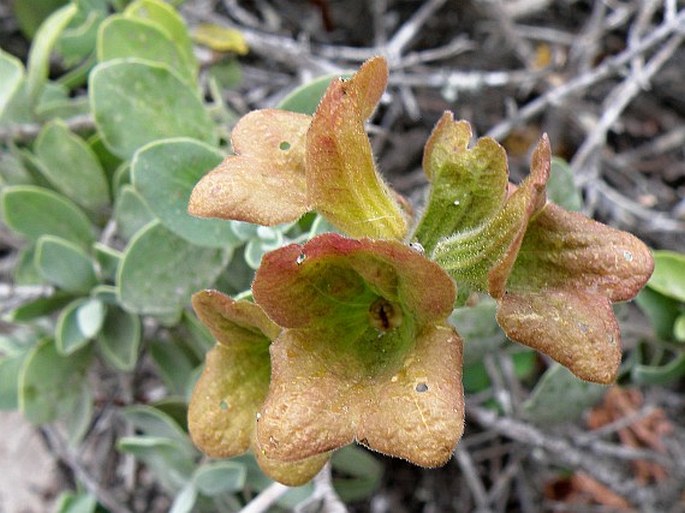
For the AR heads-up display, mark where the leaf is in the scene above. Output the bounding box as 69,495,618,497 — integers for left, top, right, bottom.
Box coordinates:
647,250,685,302
449,298,506,365
77,297,106,338
188,109,312,226
123,0,196,76
117,436,195,492
55,299,99,354
97,16,194,82
122,405,194,450
33,120,110,211
5,292,73,322
19,340,91,424
631,348,685,385
0,185,95,249
277,73,342,115
523,364,607,425
116,221,231,315
547,157,582,211
93,242,122,282
90,59,216,159
0,49,25,119
192,24,248,54
635,287,681,341
64,381,93,446
132,138,240,248
194,461,246,496
13,0,69,39
0,354,27,410
35,235,97,293
306,56,407,239
169,484,197,513
26,3,78,105
96,305,141,371
331,446,382,502
148,340,197,396
53,492,97,513
113,185,155,241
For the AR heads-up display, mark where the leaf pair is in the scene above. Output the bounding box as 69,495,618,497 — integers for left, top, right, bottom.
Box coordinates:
188,57,407,240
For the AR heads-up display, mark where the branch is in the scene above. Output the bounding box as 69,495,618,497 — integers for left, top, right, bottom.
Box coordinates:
238,481,290,513
486,8,685,140
0,113,95,145
41,425,133,513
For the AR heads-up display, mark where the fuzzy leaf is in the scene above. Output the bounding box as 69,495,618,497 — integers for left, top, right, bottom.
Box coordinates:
252,233,463,466
34,120,110,212
188,109,311,225
90,59,216,159
0,185,95,249
97,16,193,82
306,57,407,239
414,112,509,251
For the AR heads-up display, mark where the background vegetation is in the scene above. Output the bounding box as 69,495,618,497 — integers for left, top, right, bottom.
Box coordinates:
1,0,684,512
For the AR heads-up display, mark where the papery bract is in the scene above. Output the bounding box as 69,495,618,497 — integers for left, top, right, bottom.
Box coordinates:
251,233,464,466
187,290,328,485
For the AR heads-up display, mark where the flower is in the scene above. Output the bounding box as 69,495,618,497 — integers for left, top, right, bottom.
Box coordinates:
188,56,407,240
418,113,654,383
251,233,464,466
187,290,328,485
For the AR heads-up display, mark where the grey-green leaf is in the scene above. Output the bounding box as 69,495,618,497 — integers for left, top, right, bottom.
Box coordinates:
648,250,685,302
194,461,246,496
55,299,98,354
117,221,230,315
34,120,110,211
19,339,91,424
35,235,97,293
90,59,216,159
0,49,25,119
132,138,239,248
114,185,155,241
26,3,78,105
0,185,95,249
523,364,607,425
96,305,141,372
97,16,193,82
547,157,582,211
